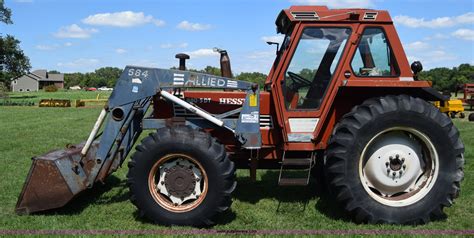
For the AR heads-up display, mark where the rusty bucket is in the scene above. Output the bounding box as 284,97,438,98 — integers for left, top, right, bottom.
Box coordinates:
15,142,99,214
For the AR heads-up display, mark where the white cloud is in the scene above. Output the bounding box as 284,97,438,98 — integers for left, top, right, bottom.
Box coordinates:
452,29,474,41
261,35,284,44
160,43,189,49
36,42,74,50
407,50,457,69
115,48,127,54
424,33,449,41
177,21,211,31
160,43,173,49
185,49,219,58
129,59,160,68
54,24,98,39
394,12,474,28
289,0,373,8
35,44,58,51
57,58,100,68
404,41,430,51
178,43,189,48
429,50,457,61
82,11,165,27
247,51,275,59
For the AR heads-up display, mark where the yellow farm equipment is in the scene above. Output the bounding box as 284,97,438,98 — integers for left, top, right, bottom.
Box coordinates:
38,99,71,107
74,94,108,107
434,99,465,118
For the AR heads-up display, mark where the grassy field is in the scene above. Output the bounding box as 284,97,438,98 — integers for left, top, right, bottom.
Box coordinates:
0,91,473,235
3,90,111,105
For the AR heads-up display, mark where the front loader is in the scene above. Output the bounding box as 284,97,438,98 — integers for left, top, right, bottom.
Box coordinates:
17,6,464,226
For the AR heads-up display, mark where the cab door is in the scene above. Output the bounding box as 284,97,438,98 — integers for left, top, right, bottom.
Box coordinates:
272,24,355,149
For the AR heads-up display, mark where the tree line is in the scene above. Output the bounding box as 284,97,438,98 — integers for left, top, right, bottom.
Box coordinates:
61,64,473,93
419,64,473,93
61,66,268,89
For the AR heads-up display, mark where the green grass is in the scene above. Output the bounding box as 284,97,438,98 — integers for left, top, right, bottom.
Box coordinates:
3,90,111,105
0,103,473,235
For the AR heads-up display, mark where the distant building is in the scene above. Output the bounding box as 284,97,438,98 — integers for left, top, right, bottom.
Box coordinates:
11,70,64,92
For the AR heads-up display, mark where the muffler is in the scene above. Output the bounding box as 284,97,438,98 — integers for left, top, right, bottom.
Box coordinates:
15,142,99,214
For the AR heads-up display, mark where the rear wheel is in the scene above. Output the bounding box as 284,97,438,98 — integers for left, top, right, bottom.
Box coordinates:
127,126,236,226
325,95,464,224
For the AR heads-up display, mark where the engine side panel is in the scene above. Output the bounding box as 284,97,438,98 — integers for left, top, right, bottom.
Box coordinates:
153,90,283,152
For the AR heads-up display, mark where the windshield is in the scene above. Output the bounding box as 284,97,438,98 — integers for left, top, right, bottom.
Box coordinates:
283,27,351,110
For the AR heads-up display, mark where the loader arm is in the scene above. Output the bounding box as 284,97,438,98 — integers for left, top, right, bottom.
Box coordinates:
16,66,261,214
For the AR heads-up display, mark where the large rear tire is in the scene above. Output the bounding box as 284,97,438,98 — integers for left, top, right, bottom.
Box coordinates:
127,126,236,226
325,95,464,224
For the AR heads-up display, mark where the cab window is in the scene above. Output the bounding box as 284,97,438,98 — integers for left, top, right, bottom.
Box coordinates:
283,27,351,110
351,28,399,77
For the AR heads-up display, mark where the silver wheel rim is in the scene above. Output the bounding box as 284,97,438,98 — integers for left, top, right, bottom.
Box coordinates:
359,127,439,207
148,154,208,213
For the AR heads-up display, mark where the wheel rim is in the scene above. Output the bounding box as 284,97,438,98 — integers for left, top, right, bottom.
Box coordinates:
148,154,208,213
359,127,439,207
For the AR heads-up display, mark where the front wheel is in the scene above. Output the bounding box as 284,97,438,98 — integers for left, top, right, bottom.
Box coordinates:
325,95,464,224
127,126,236,226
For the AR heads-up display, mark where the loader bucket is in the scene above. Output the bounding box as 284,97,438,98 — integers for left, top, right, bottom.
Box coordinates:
15,142,99,214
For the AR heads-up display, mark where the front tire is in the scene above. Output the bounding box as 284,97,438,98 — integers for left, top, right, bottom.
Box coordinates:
325,95,464,224
127,126,236,226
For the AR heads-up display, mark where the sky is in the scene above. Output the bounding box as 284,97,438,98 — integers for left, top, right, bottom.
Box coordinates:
1,0,473,74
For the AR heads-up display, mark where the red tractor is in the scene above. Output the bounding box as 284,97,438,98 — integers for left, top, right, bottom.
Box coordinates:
17,6,464,226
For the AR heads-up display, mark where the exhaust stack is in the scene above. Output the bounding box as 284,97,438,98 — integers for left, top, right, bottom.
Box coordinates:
214,47,233,78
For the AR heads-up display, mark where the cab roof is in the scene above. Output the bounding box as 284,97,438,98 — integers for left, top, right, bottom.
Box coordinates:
277,6,392,33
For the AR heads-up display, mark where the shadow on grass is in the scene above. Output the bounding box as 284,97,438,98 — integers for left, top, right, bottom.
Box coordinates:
132,208,237,227
9,95,38,99
37,175,128,216
234,170,351,222
36,174,237,226
34,170,351,224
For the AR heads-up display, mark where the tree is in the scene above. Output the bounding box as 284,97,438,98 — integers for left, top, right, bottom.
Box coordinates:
0,2,31,89
201,66,221,76
236,72,267,88
94,67,123,87
0,35,31,87
48,70,61,74
419,64,474,93
0,1,12,24
0,83,8,98
63,67,123,88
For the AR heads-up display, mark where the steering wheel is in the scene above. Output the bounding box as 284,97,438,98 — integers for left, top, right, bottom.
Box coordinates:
287,71,312,88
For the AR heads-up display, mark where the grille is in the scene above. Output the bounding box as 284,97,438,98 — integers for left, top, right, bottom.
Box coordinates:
363,12,378,20
291,11,319,20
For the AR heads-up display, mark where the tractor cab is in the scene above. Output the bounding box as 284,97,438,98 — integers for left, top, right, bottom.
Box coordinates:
265,6,426,149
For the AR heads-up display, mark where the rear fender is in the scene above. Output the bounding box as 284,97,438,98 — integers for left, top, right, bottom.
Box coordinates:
314,86,446,147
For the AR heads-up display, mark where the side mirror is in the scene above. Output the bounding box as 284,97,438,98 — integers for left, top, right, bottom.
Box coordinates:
411,61,423,80
411,61,423,74
266,41,280,55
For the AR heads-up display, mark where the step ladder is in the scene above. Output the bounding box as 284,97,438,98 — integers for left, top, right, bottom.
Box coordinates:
278,151,314,186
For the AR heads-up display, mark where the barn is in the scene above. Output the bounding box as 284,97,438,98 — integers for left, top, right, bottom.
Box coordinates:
11,70,64,92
